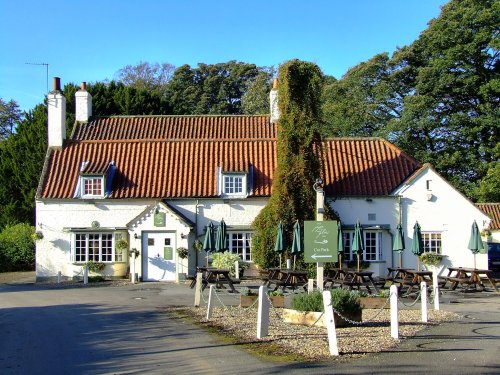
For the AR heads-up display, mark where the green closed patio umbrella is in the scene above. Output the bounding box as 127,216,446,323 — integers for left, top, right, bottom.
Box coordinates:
393,223,406,268
337,222,344,269
215,219,228,253
203,222,215,266
275,222,286,268
291,220,302,270
468,220,485,269
352,220,364,271
411,222,424,271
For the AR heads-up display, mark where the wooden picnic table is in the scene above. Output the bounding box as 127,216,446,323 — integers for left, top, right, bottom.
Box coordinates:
323,268,349,289
340,270,380,295
263,267,283,286
442,267,499,292
402,270,433,294
267,269,309,292
190,267,238,293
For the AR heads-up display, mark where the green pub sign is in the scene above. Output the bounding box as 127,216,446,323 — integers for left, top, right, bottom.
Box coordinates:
304,221,338,263
154,212,166,227
163,247,173,260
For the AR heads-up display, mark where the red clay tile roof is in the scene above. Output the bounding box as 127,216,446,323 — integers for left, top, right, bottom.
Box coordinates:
476,203,500,230
72,115,275,141
39,116,420,199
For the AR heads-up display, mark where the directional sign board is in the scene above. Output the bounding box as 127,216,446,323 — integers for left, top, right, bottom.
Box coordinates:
304,221,338,263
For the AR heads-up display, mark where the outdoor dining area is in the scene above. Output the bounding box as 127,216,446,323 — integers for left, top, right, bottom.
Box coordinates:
193,217,498,296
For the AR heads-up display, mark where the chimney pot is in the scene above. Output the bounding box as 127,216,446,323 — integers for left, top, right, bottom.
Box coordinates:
53,77,61,91
81,82,87,90
273,78,278,90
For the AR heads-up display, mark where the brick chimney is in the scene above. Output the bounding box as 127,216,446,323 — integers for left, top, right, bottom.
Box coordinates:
75,81,92,122
47,77,66,148
270,78,279,123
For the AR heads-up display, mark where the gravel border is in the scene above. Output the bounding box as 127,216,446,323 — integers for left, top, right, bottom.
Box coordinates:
172,304,460,361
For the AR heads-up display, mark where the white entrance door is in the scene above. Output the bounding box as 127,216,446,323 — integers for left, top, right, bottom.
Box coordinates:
142,232,176,281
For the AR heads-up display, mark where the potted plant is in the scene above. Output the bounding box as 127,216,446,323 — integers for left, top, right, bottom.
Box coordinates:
86,260,106,273
239,288,285,308
283,289,362,328
176,247,189,281
115,238,128,260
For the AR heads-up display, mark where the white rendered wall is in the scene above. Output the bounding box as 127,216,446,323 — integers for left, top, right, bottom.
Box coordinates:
47,92,66,148
36,198,268,280
330,197,399,275
75,90,92,122
398,167,490,272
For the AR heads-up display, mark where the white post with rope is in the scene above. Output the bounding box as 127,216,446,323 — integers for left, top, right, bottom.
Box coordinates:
206,285,215,320
83,264,88,285
432,272,440,310
390,285,399,339
421,281,428,323
322,290,339,356
308,279,315,293
194,272,203,307
234,260,240,280
257,285,270,339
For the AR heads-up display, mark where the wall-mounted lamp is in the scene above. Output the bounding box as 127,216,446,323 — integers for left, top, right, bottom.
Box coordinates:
313,177,324,192
134,233,139,239
180,233,187,239
365,198,373,202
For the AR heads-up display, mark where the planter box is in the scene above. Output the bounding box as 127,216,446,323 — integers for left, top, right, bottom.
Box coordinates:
240,295,285,308
282,308,361,328
359,297,390,309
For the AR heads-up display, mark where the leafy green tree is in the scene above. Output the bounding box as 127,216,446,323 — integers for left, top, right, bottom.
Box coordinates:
0,104,47,227
242,69,275,114
322,53,407,137
115,61,175,97
389,0,499,198
168,61,262,115
0,223,35,271
0,98,23,139
252,60,324,268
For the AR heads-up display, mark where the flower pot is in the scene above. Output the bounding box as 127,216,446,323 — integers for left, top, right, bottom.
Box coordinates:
240,295,285,308
282,308,361,328
359,297,389,309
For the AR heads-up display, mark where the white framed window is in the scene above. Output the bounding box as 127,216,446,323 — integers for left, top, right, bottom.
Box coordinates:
224,175,244,195
81,176,104,198
422,232,442,254
229,232,252,262
342,231,382,261
74,232,118,263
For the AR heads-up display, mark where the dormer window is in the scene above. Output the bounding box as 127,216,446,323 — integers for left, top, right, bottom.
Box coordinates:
74,160,116,199
82,176,104,198
224,175,244,195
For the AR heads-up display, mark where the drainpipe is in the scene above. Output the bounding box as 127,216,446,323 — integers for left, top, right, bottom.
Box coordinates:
195,199,200,267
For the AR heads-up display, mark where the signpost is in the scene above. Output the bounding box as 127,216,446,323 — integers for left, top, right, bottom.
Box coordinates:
304,221,338,263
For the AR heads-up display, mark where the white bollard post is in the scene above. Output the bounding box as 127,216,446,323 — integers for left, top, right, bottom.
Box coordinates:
421,281,428,323
131,253,136,284
322,290,339,356
390,285,399,339
432,272,440,310
83,264,88,285
234,260,240,280
57,271,62,284
257,286,270,339
286,259,292,269
206,285,215,320
308,279,315,294
194,272,203,307
317,262,324,292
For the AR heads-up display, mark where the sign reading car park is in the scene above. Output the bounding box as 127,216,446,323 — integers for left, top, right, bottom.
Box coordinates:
304,221,338,263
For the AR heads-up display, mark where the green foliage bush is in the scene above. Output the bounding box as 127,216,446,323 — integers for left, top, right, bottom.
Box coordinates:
291,289,361,315
211,251,248,277
0,223,35,271
252,60,324,269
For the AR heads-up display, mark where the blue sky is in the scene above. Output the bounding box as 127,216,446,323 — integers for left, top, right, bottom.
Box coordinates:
1,0,448,112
